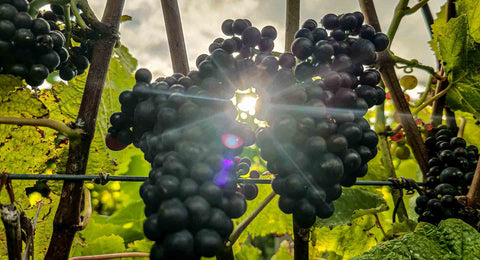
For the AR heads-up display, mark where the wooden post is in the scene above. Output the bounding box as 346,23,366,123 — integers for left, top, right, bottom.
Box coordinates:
161,0,189,75
359,0,429,177
284,0,300,52
45,1,125,259
293,216,309,260
1,204,22,260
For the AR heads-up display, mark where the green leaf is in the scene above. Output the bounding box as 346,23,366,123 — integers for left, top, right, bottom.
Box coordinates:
103,200,145,225
314,188,388,227
72,234,126,256
311,216,380,259
121,15,132,22
233,243,263,260
352,219,480,260
457,0,480,42
271,241,293,260
127,239,154,253
429,1,480,118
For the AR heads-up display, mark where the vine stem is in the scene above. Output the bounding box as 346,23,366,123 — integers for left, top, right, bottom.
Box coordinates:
386,0,430,45
360,0,408,222
0,117,82,139
71,0,89,29
404,0,430,15
45,1,125,259
410,75,433,108
466,157,480,208
23,201,43,260
457,117,466,138
69,253,149,259
227,191,277,246
389,85,452,135
28,0,70,16
62,3,73,49
361,0,429,178
391,54,444,80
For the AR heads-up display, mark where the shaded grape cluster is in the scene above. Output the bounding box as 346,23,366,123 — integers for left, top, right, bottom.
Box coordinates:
252,12,385,228
234,157,259,201
36,4,98,81
0,0,69,86
107,68,254,259
415,126,478,224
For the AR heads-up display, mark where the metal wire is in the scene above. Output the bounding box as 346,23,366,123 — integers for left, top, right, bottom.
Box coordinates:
5,174,424,186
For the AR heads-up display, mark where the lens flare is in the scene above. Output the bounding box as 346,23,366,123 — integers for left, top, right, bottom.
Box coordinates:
214,158,235,186
222,134,244,149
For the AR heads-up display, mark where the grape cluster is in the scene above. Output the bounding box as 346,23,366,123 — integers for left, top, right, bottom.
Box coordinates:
36,4,97,81
0,1,69,86
235,157,259,201
415,126,478,224
251,12,385,228
107,68,255,259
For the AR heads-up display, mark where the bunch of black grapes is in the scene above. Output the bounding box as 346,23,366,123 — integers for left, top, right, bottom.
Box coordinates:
0,1,69,86
35,4,97,81
252,12,386,228
106,68,255,259
235,156,259,201
415,126,478,224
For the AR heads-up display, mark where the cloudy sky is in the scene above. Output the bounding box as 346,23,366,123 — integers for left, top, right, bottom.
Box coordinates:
89,0,443,88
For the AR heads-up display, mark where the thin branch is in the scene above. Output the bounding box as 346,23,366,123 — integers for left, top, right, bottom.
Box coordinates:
69,253,149,260
390,85,452,135
0,117,82,139
457,117,466,138
404,0,430,15
412,85,451,115
23,201,43,260
385,0,409,46
227,191,277,246
374,213,387,239
466,156,480,208
391,54,444,80
410,75,433,108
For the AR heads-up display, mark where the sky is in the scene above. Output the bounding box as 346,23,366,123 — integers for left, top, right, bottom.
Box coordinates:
89,0,444,93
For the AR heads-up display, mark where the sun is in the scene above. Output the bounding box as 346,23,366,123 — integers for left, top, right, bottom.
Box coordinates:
236,95,257,116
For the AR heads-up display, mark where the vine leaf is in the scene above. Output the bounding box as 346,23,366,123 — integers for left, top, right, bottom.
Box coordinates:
352,219,480,259
430,0,480,118
457,0,480,42
72,234,126,256
314,188,388,227
311,216,380,259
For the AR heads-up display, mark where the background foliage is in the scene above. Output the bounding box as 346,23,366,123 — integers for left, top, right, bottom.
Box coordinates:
0,0,480,259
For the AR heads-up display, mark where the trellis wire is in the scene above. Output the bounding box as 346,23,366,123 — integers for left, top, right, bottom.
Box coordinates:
5,174,424,186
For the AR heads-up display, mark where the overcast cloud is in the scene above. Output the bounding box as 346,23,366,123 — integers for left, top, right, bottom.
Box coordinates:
89,0,443,88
